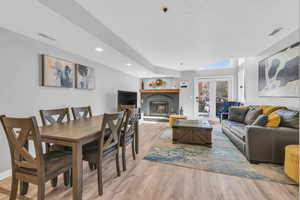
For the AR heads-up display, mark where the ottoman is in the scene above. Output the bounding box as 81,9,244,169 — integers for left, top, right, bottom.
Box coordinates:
284,145,299,183
169,115,187,127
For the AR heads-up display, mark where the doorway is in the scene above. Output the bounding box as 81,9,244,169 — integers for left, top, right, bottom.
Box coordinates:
194,77,233,120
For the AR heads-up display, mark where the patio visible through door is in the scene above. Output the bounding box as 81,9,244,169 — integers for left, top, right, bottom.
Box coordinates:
194,77,233,120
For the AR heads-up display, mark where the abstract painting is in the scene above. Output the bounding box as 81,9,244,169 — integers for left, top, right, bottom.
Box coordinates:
75,64,95,89
258,42,299,97
42,55,74,88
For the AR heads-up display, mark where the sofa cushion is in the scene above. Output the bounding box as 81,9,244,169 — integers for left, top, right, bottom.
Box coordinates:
228,107,249,123
222,120,247,141
275,109,299,129
244,108,263,125
252,114,268,126
266,112,281,128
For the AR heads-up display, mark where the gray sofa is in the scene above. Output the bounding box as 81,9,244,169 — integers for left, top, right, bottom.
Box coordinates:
222,112,299,164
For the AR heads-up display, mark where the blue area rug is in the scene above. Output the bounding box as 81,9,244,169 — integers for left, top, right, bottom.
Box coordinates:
144,128,296,185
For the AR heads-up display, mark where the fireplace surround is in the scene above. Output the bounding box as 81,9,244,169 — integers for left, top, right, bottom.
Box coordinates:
141,92,179,119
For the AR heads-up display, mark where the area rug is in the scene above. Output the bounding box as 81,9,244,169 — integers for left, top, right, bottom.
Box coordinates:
144,127,296,185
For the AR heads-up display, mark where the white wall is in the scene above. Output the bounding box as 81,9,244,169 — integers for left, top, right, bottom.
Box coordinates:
0,28,139,174
244,29,299,108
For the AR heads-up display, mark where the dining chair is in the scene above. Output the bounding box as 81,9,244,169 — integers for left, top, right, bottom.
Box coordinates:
71,106,92,120
0,115,73,200
39,108,71,187
82,112,124,196
120,109,139,171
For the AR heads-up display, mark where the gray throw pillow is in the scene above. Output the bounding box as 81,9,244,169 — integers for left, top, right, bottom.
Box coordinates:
252,114,268,126
275,109,299,129
244,108,263,125
228,107,249,123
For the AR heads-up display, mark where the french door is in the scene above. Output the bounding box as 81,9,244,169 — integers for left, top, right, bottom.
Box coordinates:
194,77,233,120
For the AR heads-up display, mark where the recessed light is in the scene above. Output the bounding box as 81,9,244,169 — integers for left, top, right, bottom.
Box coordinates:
126,63,132,66
268,27,283,36
95,47,103,52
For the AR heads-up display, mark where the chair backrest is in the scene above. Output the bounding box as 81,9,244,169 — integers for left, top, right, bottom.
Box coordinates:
0,116,44,174
71,106,92,120
99,112,124,153
123,109,139,138
40,108,70,126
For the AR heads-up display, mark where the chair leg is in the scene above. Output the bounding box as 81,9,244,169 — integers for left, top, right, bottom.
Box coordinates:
50,177,57,188
116,152,121,177
97,158,103,196
88,161,95,171
63,170,70,186
10,176,18,200
132,140,136,160
19,181,29,196
122,145,126,171
37,183,45,200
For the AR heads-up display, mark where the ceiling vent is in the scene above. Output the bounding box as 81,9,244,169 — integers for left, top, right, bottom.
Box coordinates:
37,33,56,41
268,28,283,36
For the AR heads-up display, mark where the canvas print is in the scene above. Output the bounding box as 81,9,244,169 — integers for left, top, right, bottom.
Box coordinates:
75,64,95,89
258,42,299,97
42,55,74,88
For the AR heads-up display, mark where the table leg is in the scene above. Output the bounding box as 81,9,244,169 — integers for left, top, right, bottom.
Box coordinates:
72,143,83,200
135,121,139,154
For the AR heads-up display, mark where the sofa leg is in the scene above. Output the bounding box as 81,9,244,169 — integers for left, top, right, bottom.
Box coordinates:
250,160,260,164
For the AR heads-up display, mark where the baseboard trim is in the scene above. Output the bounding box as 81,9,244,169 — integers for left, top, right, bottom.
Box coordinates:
0,169,11,180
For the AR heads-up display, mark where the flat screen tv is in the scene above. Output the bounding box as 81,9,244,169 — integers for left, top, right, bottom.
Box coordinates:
117,90,138,111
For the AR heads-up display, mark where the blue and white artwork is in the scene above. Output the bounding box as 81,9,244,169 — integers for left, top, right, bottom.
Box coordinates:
42,55,74,88
75,64,95,89
258,42,299,97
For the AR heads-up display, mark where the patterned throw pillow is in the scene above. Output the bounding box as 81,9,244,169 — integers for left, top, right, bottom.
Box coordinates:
265,112,281,128
228,107,249,123
244,108,263,125
275,109,299,129
252,114,268,126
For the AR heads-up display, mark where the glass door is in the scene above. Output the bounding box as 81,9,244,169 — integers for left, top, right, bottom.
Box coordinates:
194,77,232,120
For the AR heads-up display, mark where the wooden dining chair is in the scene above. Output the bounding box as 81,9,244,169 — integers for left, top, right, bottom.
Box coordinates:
0,115,73,200
39,108,71,187
82,112,124,196
71,106,92,120
120,109,139,171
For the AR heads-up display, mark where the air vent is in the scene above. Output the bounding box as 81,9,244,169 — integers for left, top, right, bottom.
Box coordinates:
268,28,283,36
37,33,56,41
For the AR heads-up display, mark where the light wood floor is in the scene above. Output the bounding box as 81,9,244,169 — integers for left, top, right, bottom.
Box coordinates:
0,122,298,200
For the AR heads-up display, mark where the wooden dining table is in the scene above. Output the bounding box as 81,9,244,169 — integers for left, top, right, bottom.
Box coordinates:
39,115,139,200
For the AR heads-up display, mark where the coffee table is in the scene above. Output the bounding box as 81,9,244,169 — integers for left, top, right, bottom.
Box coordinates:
172,120,213,146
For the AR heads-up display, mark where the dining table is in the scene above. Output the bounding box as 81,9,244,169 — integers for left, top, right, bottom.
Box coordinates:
38,115,139,200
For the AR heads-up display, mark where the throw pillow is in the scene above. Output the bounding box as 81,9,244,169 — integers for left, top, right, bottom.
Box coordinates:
259,105,287,116
252,114,268,126
265,112,281,128
228,107,249,123
275,109,299,129
244,108,263,125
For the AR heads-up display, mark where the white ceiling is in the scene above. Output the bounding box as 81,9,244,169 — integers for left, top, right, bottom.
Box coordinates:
75,0,299,70
0,0,298,76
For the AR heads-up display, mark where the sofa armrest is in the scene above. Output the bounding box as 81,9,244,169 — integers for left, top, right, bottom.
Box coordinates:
246,125,299,164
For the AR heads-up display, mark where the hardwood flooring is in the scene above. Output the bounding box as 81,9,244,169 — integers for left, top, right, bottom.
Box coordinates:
0,122,298,200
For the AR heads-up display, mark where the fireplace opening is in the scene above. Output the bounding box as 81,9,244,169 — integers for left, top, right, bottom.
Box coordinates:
150,101,169,116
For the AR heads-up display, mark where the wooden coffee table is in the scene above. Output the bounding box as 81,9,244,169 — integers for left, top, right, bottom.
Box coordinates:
172,120,213,146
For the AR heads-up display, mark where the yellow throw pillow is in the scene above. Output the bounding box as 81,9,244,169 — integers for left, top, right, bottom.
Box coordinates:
259,106,287,116
266,112,281,127
230,106,249,109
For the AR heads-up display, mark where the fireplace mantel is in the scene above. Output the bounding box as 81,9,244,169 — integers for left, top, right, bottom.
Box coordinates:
139,89,180,93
